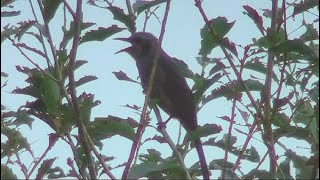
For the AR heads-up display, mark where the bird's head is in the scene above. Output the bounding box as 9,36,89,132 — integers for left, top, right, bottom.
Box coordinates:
115,32,160,60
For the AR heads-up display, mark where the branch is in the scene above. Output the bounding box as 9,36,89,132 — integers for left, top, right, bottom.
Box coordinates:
262,0,278,173
67,0,97,178
153,107,192,179
121,1,172,179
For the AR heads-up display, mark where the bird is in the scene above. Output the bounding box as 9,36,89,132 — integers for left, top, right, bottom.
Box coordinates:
115,32,210,179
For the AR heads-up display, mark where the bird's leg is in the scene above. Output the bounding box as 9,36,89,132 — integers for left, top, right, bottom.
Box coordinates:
157,116,172,130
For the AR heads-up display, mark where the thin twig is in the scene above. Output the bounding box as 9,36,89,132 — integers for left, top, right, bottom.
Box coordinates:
7,36,58,83
26,134,58,179
121,1,172,179
67,0,97,178
28,0,52,68
62,0,76,18
263,0,278,173
153,107,192,179
65,134,86,178
126,0,134,17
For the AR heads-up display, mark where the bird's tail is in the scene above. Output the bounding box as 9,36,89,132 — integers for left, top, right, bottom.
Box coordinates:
194,138,210,179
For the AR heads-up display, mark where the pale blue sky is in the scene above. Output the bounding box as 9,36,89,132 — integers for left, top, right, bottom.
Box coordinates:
1,0,316,179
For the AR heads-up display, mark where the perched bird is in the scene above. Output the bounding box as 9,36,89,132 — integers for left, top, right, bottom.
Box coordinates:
116,32,209,179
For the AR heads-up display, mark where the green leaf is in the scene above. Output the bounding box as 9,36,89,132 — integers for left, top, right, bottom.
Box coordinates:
47,167,66,179
107,6,136,33
60,22,95,48
293,100,315,125
80,25,125,44
193,73,223,103
32,71,60,115
244,60,279,82
285,151,314,179
42,0,62,22
203,79,264,104
89,116,138,141
277,158,294,179
172,57,195,79
74,75,98,87
274,126,313,143
254,28,286,49
199,17,235,56
113,70,139,84
243,170,274,179
1,11,20,17
78,93,100,125
272,112,290,128
12,109,34,129
128,162,163,179
243,5,264,34
1,165,18,180
188,124,222,142
133,0,168,15
1,0,16,7
36,158,57,179
292,0,319,16
269,39,317,60
140,149,163,162
15,21,37,41
300,23,319,42
1,127,33,158
204,136,260,163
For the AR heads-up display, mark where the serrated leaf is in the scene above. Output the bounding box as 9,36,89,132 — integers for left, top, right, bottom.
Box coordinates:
60,22,95,48
128,162,163,179
80,25,125,44
286,152,314,179
107,6,136,33
113,70,139,84
1,11,20,17
74,75,98,87
292,0,318,16
78,93,100,125
188,124,222,142
172,57,195,79
193,73,223,103
243,170,274,179
1,127,33,158
272,112,290,128
12,109,34,129
1,165,18,180
89,116,138,141
32,71,60,115
274,126,313,143
300,23,319,42
36,158,57,179
293,100,315,125
243,5,264,34
15,21,36,41
47,167,66,179
244,60,279,82
1,0,16,7
43,0,62,22
277,158,294,179
203,79,264,104
1,72,9,77
1,24,18,44
221,37,238,56
199,17,235,56
269,39,317,60
133,0,168,15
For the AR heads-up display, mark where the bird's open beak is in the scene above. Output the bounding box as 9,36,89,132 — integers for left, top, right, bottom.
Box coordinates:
114,37,132,54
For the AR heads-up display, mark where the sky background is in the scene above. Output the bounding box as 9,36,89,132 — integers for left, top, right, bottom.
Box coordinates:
1,0,317,179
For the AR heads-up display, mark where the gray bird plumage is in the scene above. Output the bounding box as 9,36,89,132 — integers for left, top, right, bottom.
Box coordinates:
116,32,209,179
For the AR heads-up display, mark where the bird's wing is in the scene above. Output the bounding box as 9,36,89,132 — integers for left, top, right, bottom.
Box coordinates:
155,55,197,130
